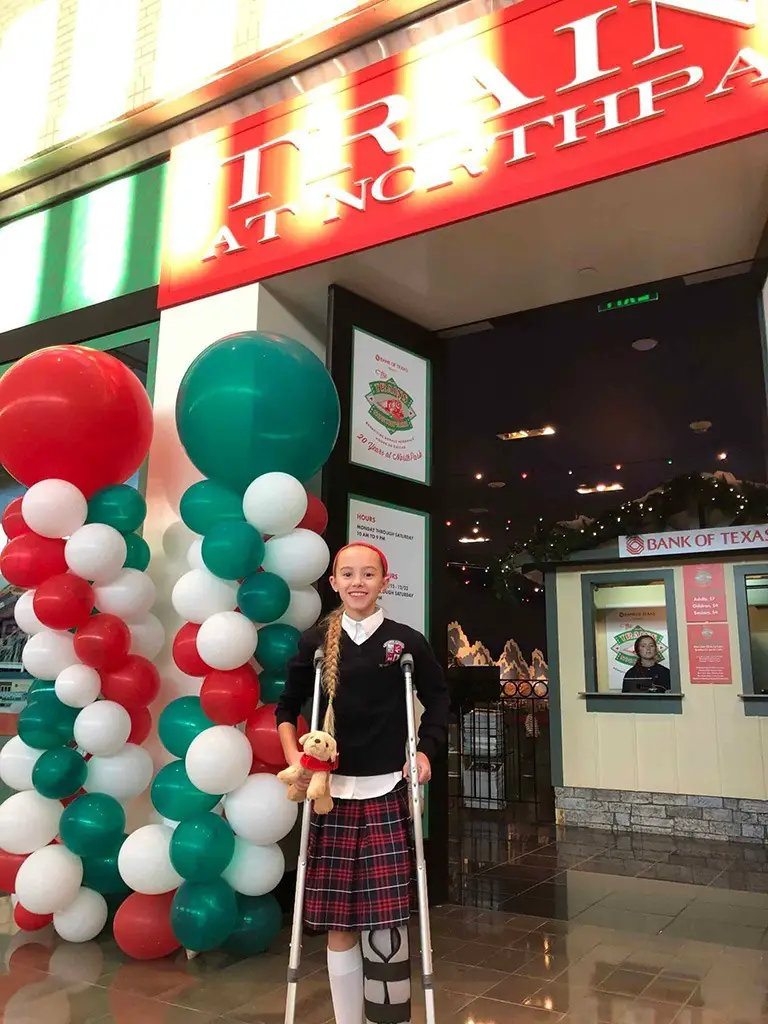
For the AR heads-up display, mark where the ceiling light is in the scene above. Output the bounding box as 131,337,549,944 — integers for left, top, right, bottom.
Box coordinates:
459,536,490,544
717,451,727,461
472,526,479,534
474,472,483,480
615,464,622,470
578,267,597,276
497,426,556,441
577,483,624,495
469,507,488,514
521,472,528,480
690,420,712,434
632,338,658,351
446,520,452,527
488,481,506,489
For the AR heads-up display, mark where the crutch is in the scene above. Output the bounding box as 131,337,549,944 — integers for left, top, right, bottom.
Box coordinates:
401,652,436,1024
284,646,324,1024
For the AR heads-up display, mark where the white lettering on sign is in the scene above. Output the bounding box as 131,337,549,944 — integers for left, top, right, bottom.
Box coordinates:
619,525,768,558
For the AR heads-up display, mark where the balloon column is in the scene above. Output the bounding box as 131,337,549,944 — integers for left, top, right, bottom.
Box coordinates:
0,346,160,945
123,331,340,956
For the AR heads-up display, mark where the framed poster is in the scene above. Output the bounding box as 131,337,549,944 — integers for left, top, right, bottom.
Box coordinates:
349,328,430,484
347,496,429,634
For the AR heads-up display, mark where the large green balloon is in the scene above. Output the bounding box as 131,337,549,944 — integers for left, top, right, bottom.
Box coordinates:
171,879,238,952
256,624,300,673
18,692,78,750
201,521,265,581
28,678,55,697
158,697,213,758
123,532,151,571
32,746,86,799
224,894,283,956
60,793,126,857
180,480,244,536
175,333,341,492
258,670,286,705
151,760,220,821
87,485,147,533
82,840,131,896
238,573,290,624
170,813,235,883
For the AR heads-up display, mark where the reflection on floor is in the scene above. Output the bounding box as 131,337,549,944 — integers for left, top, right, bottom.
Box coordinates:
4,816,768,1023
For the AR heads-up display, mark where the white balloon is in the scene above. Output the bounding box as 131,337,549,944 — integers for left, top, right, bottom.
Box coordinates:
171,569,238,623
0,737,42,792
196,611,258,671
243,473,307,538
163,520,197,562
65,523,127,584
261,530,330,588
74,701,131,756
22,630,77,681
128,613,166,660
14,590,45,635
222,837,285,896
187,538,205,571
225,774,299,845
15,845,83,915
93,568,156,619
22,479,87,540
118,824,182,894
276,586,322,632
0,791,62,854
55,664,101,708
85,744,154,801
186,725,253,795
53,886,107,943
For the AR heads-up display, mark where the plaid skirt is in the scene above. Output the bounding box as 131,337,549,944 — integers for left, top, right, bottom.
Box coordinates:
304,780,414,932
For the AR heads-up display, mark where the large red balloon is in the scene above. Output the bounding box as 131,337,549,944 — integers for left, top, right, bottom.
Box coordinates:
14,903,53,932
0,534,67,588
250,757,284,775
172,623,210,677
127,706,153,745
32,573,94,631
299,493,328,535
100,655,160,710
201,664,260,725
245,704,307,766
114,891,180,960
0,849,26,893
74,613,131,671
0,346,153,497
2,498,29,540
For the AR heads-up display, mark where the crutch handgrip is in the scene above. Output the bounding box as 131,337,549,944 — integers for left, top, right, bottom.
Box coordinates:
400,653,414,671
313,647,324,668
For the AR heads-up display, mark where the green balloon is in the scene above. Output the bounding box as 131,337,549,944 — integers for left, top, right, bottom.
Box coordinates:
28,678,55,697
18,693,78,750
60,793,126,857
82,839,131,896
170,813,235,883
158,697,213,758
224,894,283,956
151,760,220,821
257,624,300,673
180,480,244,536
201,521,265,581
238,573,290,624
175,332,341,492
87,485,147,533
258,670,286,705
171,879,238,952
123,532,151,571
32,746,86,799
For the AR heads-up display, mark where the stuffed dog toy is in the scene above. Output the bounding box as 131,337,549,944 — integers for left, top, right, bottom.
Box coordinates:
277,730,338,815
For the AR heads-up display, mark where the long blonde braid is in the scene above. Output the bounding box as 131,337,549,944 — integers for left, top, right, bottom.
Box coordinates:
321,607,344,737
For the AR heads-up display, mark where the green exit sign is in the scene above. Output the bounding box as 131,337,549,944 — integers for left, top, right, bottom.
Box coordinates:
598,291,659,313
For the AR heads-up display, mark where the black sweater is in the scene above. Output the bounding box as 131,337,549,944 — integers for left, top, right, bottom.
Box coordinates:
275,619,450,777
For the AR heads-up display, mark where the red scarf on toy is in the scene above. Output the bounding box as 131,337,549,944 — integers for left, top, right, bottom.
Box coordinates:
301,752,339,772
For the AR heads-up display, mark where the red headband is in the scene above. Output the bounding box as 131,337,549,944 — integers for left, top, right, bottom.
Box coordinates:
333,543,389,577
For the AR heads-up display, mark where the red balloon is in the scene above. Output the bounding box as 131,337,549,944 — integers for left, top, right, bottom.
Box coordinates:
14,903,53,932
74,613,131,671
245,704,307,766
114,891,180,960
127,706,153,744
172,623,210,677
0,534,67,589
0,849,26,892
201,664,260,725
100,656,160,710
250,757,284,775
0,346,153,497
2,497,29,540
32,573,94,631
299,493,328,535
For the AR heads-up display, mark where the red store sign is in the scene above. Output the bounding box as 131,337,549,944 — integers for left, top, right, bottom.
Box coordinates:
159,0,768,308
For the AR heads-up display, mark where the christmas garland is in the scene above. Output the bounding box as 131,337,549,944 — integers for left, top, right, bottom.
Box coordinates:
494,472,768,600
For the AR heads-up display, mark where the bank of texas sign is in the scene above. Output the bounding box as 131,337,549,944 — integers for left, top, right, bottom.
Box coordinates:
159,0,768,307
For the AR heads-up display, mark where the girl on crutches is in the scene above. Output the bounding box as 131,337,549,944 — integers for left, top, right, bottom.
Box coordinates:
276,542,449,1024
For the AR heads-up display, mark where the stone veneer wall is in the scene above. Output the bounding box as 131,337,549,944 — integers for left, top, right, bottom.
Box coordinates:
555,786,768,842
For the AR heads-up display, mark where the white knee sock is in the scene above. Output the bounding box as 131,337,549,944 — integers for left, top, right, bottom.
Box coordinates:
327,944,364,1024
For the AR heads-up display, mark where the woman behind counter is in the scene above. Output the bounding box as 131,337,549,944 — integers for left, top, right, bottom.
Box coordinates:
622,634,671,693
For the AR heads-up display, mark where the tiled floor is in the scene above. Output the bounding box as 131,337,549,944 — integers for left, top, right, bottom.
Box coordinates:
4,815,768,1023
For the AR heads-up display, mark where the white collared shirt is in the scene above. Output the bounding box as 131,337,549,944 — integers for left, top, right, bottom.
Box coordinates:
331,607,402,800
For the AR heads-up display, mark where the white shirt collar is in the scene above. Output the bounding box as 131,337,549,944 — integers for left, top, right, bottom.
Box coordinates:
342,608,384,644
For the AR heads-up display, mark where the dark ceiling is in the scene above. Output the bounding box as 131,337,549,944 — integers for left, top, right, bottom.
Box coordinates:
444,271,768,566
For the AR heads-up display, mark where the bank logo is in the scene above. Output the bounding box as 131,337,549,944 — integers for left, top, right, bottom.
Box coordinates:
626,535,645,555
366,378,416,435
611,625,668,666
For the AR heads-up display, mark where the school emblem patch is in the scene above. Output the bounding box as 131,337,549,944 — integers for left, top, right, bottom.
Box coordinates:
366,378,417,435
382,639,405,664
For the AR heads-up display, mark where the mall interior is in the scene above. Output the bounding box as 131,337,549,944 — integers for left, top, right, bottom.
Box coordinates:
2,0,768,1021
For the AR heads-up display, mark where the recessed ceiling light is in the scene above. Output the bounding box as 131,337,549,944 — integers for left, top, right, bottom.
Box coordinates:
459,536,490,544
717,451,727,461
497,426,555,441
474,472,484,480
690,420,712,434
472,526,480,534
469,507,488,514
632,338,658,351
578,267,597,276
615,464,622,470
577,482,624,495
488,481,506,489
